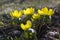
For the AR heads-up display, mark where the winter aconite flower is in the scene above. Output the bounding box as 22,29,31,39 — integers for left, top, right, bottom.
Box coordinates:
32,13,40,20
20,20,32,30
10,10,23,18
38,9,44,15
38,7,54,16
23,7,34,15
48,9,54,16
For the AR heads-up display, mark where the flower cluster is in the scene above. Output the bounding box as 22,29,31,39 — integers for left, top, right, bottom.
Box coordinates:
10,7,54,31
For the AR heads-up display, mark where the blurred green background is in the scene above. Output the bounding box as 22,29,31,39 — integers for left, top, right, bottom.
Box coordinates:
0,0,60,14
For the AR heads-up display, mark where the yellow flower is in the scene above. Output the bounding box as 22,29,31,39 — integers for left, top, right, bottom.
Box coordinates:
38,7,54,16
20,20,32,30
32,13,40,20
48,9,54,16
41,7,48,15
23,7,34,15
20,24,26,30
10,10,23,18
38,9,45,15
